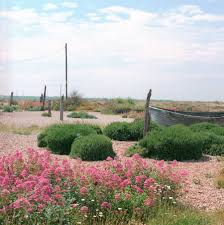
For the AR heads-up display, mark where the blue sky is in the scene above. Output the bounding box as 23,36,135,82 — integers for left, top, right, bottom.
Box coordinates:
0,0,224,100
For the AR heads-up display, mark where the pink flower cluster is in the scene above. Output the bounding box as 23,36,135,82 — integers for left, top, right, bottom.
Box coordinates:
0,149,188,220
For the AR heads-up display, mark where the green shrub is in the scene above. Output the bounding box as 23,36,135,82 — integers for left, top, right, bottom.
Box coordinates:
38,124,97,155
41,112,51,117
210,127,224,136
87,124,103,134
125,143,146,157
104,119,161,141
104,122,131,141
129,119,162,141
3,105,14,112
37,131,48,147
199,132,224,155
207,144,224,156
67,111,97,119
139,125,203,161
70,134,115,161
101,98,135,114
27,106,42,111
190,122,219,132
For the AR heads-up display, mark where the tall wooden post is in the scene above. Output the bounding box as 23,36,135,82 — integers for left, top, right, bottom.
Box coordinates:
42,85,46,110
143,89,152,136
10,92,13,106
65,43,68,99
48,100,52,117
40,94,43,103
60,95,64,121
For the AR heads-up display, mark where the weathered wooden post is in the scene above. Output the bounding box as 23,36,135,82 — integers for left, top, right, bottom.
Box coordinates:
48,100,52,117
60,95,64,121
10,92,13,106
42,85,46,110
143,89,152,137
40,94,43,103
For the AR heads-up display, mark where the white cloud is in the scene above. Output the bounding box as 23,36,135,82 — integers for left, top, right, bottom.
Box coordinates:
43,3,58,11
61,2,78,9
1,4,224,99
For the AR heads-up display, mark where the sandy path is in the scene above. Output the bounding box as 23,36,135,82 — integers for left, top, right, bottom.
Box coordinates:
0,111,133,128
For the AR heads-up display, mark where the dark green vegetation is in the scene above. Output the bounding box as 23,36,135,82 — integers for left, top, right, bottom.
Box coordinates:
37,124,98,155
27,106,42,111
70,134,115,161
104,119,161,141
2,105,19,112
139,125,203,161
126,122,224,161
41,112,51,117
67,111,97,119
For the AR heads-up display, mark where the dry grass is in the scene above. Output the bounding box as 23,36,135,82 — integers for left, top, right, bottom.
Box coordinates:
0,122,41,135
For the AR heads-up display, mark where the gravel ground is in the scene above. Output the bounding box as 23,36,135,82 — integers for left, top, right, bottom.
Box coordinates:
0,111,133,128
0,129,224,211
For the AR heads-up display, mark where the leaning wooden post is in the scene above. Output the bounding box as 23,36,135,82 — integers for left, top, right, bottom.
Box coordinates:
143,89,152,136
48,100,52,117
42,85,46,111
60,95,64,121
10,92,13,106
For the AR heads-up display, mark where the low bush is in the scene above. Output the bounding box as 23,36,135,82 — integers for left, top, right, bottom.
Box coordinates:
87,124,103,134
101,98,135,114
125,143,146,157
129,119,162,141
104,122,131,141
70,134,115,161
41,112,51,117
67,111,97,119
190,122,219,132
104,119,161,141
139,125,203,161
3,105,14,112
37,131,48,147
37,124,97,154
210,127,224,136
198,132,224,155
207,144,224,156
27,106,42,111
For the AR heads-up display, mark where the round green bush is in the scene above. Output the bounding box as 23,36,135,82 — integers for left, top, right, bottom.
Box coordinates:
104,122,131,141
70,134,116,161
210,127,224,136
87,124,103,134
129,119,162,141
139,125,203,161
104,120,161,141
190,122,219,132
206,144,224,156
199,132,224,155
37,131,48,147
3,105,14,112
38,124,97,155
67,111,97,119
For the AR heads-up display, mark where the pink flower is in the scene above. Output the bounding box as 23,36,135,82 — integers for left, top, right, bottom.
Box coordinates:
80,206,89,214
101,201,111,209
71,203,79,208
1,189,10,196
125,193,130,200
80,187,88,196
114,193,120,200
106,156,113,161
144,198,153,207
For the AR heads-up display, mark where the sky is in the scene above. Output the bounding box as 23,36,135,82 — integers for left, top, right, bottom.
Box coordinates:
0,0,224,100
